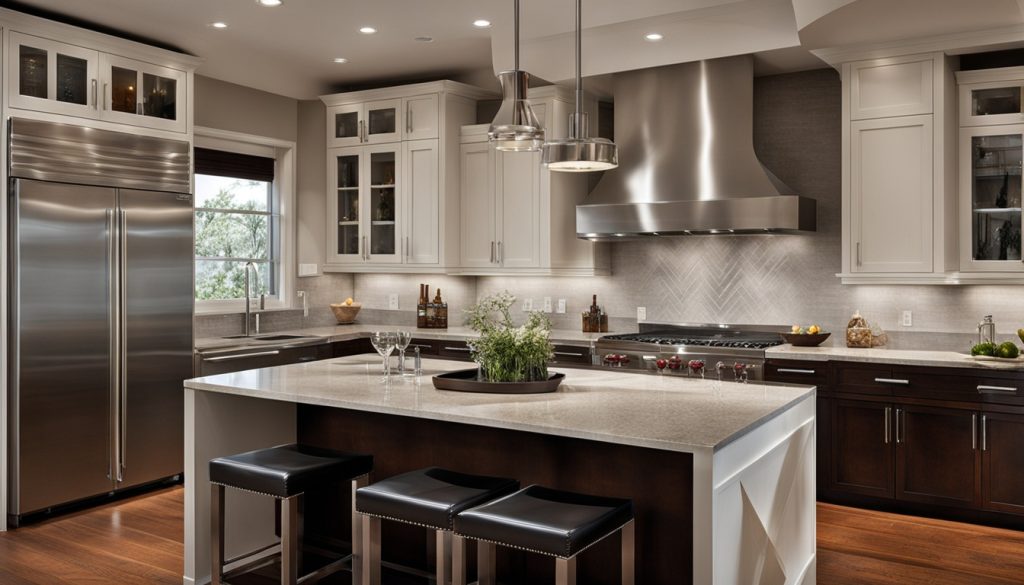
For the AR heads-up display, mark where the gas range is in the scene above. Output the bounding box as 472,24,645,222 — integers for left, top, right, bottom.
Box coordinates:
596,323,787,382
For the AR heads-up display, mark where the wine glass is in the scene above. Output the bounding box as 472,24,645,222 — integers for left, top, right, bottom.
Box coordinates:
395,331,412,376
370,332,396,381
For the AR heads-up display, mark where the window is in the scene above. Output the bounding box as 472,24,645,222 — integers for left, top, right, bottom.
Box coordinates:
193,131,295,313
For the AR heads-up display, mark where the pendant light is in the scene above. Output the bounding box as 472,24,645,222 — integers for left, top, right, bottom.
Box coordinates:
542,0,618,172
488,0,545,151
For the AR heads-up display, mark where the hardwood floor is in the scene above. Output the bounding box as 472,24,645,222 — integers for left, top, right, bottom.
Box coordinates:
1,487,1023,584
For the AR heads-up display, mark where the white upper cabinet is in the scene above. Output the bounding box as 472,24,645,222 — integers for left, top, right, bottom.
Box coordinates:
7,29,191,134
496,149,542,268
958,66,1024,127
459,141,497,269
321,81,493,273
850,55,934,120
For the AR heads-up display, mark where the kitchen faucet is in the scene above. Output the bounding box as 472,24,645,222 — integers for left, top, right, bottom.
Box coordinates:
244,261,265,336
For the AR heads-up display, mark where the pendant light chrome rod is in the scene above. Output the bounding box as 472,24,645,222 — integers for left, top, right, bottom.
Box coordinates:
514,0,520,71
573,0,583,139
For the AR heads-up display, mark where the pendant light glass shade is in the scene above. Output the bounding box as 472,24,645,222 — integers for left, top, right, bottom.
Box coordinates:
489,70,544,151
542,0,619,172
488,0,544,152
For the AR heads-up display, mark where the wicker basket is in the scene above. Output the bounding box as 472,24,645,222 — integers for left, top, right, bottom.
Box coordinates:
329,303,362,324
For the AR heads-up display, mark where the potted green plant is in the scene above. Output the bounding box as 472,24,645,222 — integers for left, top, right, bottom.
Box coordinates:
466,291,554,383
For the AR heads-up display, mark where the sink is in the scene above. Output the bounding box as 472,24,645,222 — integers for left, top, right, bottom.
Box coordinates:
253,334,312,341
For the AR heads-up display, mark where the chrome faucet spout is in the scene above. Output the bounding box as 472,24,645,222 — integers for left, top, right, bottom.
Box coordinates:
244,261,260,337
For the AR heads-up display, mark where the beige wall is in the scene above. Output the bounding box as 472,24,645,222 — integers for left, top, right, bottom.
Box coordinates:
296,99,326,268
195,75,298,142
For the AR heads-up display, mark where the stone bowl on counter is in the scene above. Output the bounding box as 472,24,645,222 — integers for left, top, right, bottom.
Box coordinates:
329,302,361,324
782,332,831,347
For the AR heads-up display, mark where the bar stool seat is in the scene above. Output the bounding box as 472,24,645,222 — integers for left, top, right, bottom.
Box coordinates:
209,444,373,585
211,444,373,498
455,485,634,585
356,467,519,585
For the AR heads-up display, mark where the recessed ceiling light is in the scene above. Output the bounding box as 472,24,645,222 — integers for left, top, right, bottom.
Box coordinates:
473,19,492,28
359,26,377,34
208,21,229,29
333,57,349,64
645,32,663,41
256,0,282,6
414,36,434,43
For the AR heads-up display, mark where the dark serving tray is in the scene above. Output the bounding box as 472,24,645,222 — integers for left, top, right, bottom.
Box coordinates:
432,369,565,394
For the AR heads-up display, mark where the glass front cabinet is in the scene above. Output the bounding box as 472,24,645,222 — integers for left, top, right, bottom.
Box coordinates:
327,144,403,265
8,31,187,133
328,100,402,147
959,67,1024,272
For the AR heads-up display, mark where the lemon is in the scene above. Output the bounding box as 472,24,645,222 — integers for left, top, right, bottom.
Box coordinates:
344,297,354,306
791,325,801,333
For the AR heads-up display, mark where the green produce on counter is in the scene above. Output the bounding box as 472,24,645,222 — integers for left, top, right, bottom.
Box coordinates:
971,342,997,357
998,341,1021,359
1018,328,1024,344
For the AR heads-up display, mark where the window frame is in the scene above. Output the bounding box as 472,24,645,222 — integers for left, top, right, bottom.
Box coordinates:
193,127,296,315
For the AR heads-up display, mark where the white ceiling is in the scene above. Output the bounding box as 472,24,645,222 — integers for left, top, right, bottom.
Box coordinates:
9,0,1024,101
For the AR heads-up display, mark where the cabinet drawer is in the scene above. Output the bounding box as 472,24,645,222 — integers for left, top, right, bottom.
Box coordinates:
438,341,474,360
894,372,1024,406
198,344,326,376
550,345,591,366
408,338,440,356
833,362,905,395
333,338,373,358
765,360,828,387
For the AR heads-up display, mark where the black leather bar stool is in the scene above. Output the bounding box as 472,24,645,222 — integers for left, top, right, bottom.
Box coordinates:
454,485,635,585
355,467,519,585
209,443,373,585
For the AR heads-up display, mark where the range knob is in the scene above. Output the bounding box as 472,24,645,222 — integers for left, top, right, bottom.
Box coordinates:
667,356,683,370
688,360,706,378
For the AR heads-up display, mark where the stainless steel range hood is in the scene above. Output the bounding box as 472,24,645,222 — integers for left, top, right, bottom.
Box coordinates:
576,55,816,239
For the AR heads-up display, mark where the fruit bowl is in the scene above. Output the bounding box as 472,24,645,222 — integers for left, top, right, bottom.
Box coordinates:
782,332,831,347
329,302,361,324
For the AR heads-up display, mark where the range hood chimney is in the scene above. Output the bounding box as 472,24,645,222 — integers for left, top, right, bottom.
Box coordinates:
576,55,816,239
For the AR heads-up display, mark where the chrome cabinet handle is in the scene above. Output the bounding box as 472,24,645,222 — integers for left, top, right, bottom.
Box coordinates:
874,378,909,385
359,119,365,142
203,350,282,363
972,413,978,450
407,108,412,133
102,82,108,110
982,415,988,451
778,368,816,375
884,407,891,444
554,351,585,358
91,79,98,109
856,242,862,266
410,343,433,350
443,346,472,352
106,210,117,481
490,241,495,263
977,385,1017,394
896,408,905,444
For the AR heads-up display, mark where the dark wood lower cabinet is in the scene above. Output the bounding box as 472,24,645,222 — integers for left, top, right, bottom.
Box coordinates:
895,404,980,508
830,399,894,498
982,411,1024,515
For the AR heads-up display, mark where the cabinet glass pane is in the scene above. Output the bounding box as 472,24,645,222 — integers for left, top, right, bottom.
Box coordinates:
335,112,359,140
367,107,396,136
142,72,177,120
19,45,47,99
111,66,138,114
973,87,1021,117
971,134,1022,261
369,151,396,255
56,53,88,105
336,155,360,255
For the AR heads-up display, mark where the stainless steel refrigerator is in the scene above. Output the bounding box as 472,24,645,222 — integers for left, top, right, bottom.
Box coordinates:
7,118,193,524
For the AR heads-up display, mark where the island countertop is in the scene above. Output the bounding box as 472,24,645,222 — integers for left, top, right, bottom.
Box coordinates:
185,354,815,453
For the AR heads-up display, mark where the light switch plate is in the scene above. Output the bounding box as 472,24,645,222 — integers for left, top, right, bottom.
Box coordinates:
901,310,912,327
388,294,399,310
543,297,553,313
522,298,534,312
637,306,647,321
298,263,318,277
556,299,566,314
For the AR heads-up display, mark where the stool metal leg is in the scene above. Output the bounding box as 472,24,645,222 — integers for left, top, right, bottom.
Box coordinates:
435,530,452,585
621,520,635,585
477,541,497,585
361,515,381,585
451,535,467,585
555,557,577,585
281,494,301,585
351,476,368,584
211,483,225,585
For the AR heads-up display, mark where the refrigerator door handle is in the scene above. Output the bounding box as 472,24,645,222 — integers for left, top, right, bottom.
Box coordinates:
118,209,128,481
106,209,117,481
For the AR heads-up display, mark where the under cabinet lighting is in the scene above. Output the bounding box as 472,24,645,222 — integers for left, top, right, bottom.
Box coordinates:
208,22,229,29
333,57,349,64
415,36,434,43
359,26,377,34
473,19,492,28
256,0,282,6
645,33,663,41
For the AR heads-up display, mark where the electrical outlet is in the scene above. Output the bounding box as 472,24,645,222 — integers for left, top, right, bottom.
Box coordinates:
556,299,566,314
388,294,399,310
522,298,534,312
637,306,647,321
901,310,913,327
543,297,553,313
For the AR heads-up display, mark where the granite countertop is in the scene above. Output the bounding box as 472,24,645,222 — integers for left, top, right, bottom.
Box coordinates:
194,324,621,352
185,354,815,454
767,344,1024,371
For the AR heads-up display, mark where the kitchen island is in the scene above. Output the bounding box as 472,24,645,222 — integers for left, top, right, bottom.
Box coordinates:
183,355,816,585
